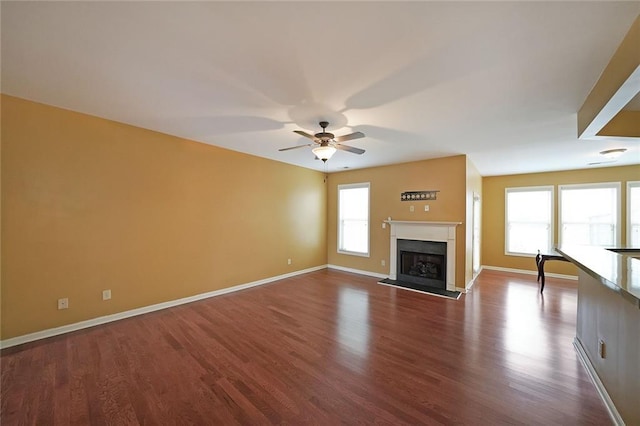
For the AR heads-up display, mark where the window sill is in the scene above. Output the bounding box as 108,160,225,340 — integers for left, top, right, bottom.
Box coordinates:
505,251,540,258
338,250,370,258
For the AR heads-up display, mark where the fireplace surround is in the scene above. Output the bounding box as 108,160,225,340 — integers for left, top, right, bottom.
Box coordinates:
387,221,460,292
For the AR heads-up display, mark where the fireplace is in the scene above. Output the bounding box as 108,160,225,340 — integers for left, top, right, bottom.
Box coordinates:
387,221,460,292
397,239,446,289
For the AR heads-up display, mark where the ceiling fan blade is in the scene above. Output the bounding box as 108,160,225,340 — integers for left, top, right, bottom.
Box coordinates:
335,144,365,155
334,131,365,143
293,130,317,140
279,144,312,152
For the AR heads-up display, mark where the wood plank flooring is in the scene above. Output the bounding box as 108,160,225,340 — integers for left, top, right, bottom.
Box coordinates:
1,269,611,425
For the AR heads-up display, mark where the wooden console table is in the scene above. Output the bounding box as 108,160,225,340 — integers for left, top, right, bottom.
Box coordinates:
535,250,569,293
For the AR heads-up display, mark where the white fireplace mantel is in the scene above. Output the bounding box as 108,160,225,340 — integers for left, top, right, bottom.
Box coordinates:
386,220,461,291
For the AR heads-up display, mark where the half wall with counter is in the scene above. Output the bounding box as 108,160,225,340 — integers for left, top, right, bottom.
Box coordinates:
556,245,640,425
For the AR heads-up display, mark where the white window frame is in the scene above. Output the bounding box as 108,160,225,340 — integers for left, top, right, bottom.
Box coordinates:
337,182,370,257
504,185,554,257
558,182,621,247
627,181,640,247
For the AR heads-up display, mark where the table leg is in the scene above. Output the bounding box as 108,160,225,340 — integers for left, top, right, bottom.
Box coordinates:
535,252,545,293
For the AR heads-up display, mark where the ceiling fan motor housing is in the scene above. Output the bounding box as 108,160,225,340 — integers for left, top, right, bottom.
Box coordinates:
315,132,334,141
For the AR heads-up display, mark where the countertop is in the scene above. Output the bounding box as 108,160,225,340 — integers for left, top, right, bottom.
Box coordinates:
556,245,640,307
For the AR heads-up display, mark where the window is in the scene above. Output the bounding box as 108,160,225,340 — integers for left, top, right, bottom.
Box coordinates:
505,186,553,255
559,183,620,247
628,181,640,247
338,183,370,256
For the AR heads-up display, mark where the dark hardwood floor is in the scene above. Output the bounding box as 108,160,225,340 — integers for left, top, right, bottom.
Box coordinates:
1,269,611,425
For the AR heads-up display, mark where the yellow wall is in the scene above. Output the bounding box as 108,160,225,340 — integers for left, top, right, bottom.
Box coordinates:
1,95,327,339
327,155,468,289
5,92,636,340
482,165,640,275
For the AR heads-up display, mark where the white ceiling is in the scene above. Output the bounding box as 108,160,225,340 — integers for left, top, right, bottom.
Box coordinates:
2,1,639,176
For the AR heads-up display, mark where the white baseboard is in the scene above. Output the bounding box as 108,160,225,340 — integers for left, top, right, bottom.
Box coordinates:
573,337,623,426
0,265,328,349
481,265,577,281
463,267,483,292
327,264,388,279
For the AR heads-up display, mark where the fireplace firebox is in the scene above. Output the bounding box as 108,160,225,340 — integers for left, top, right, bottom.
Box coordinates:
397,239,447,289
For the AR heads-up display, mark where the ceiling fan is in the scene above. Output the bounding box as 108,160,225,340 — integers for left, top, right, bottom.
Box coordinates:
279,121,365,162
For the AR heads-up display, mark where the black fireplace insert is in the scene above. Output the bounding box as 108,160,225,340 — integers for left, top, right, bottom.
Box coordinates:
397,239,447,289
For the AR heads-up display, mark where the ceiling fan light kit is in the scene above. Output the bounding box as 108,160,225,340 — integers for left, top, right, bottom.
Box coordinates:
312,145,337,162
280,121,366,162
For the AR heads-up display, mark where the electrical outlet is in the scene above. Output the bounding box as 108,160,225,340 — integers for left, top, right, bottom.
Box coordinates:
102,289,112,300
410,205,415,212
424,205,430,212
381,260,386,266
287,258,292,265
57,298,69,310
